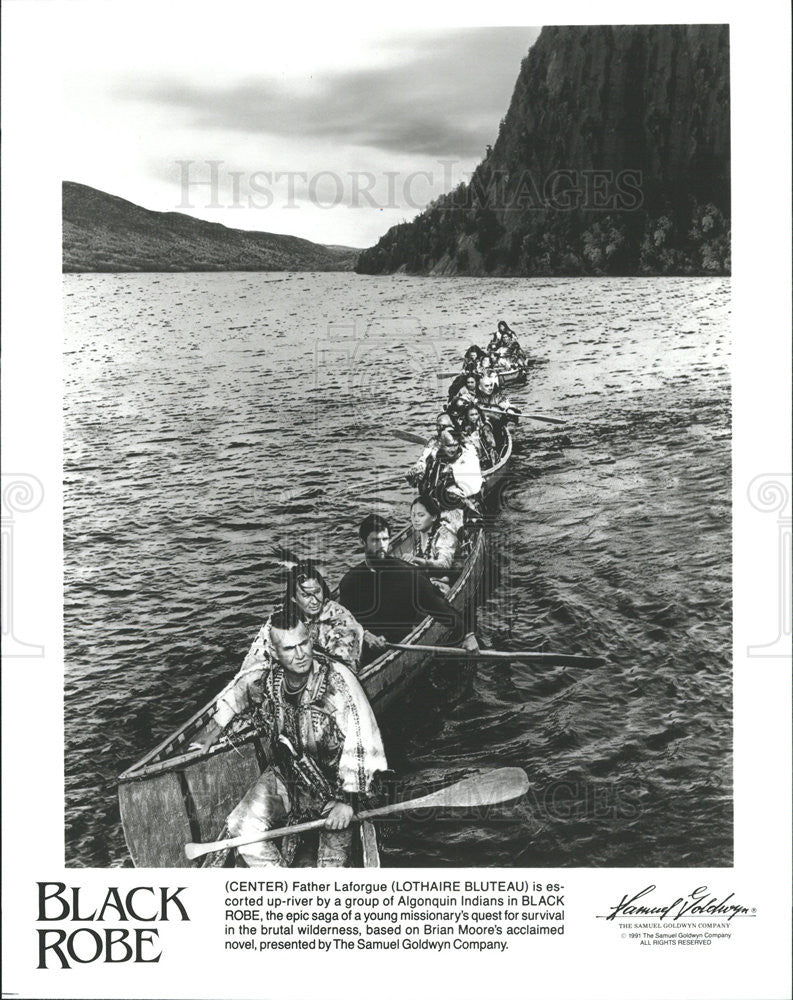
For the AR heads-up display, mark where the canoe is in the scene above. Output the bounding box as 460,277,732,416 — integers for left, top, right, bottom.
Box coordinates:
117,431,512,868
497,365,528,387
495,356,547,387
480,422,513,493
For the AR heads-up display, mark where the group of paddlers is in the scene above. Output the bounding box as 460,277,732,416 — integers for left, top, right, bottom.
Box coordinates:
192,321,525,867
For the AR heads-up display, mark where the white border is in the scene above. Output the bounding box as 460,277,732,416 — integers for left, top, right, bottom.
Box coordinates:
2,2,791,998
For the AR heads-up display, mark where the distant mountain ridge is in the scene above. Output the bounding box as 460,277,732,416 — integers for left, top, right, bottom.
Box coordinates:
62,182,358,272
357,25,730,277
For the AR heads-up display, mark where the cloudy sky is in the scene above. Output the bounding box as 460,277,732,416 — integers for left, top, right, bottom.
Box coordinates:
63,8,539,247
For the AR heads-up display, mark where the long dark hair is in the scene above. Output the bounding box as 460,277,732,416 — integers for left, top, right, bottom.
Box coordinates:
461,403,484,433
411,493,441,521
284,559,330,610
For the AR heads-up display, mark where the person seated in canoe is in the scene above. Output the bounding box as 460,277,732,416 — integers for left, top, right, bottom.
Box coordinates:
448,359,482,402
476,373,518,422
194,607,388,867
477,352,494,373
407,418,482,504
445,394,470,432
338,513,480,665
402,494,458,593
452,373,479,407
493,328,527,370
425,427,483,535
460,403,497,467
486,326,503,358
462,344,487,374
406,413,455,487
447,347,485,401
234,559,379,678
447,371,468,401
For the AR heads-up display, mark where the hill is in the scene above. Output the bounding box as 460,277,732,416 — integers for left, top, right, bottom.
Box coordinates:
63,182,358,272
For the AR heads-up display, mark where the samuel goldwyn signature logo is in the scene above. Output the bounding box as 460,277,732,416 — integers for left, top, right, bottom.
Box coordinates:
599,885,754,922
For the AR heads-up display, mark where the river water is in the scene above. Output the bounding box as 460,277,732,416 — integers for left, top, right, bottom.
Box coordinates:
63,272,731,868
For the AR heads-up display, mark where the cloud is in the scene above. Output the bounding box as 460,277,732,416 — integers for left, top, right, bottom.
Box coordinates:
114,28,539,160
65,26,541,245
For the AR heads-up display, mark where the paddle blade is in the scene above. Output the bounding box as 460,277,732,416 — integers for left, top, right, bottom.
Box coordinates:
392,428,429,446
363,767,529,820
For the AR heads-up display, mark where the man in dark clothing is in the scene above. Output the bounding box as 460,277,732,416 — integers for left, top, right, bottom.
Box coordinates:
338,514,480,665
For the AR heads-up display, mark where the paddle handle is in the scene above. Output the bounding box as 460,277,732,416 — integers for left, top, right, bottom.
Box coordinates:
186,816,334,861
186,800,431,860
523,413,566,425
185,767,531,859
185,796,456,861
481,405,566,425
384,642,605,667
481,405,520,418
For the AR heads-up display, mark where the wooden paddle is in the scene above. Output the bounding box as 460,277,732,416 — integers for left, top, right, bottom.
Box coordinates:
524,414,566,425
184,767,529,860
385,642,605,668
392,428,431,445
480,405,566,425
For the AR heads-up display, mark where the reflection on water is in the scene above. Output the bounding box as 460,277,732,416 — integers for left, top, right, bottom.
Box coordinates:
64,272,731,867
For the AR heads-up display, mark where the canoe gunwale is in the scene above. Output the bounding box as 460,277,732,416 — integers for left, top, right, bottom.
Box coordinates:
118,526,487,784
117,424,511,865
118,429,509,786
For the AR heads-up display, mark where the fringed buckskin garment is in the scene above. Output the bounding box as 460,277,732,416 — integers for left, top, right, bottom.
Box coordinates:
221,654,387,867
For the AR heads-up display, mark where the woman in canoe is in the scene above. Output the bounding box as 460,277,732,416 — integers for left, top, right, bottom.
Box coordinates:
426,427,484,535
447,346,487,400
445,394,471,434
402,494,458,592
460,403,497,466
452,373,480,407
234,559,381,681
462,344,487,373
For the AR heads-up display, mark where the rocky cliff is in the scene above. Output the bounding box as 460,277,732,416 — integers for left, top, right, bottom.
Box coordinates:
357,25,730,276
63,182,358,272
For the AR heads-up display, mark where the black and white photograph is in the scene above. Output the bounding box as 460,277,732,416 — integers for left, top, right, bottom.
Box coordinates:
1,2,791,998
60,20,733,871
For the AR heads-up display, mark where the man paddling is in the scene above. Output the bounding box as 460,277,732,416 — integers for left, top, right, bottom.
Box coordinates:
338,514,480,665
194,607,387,867
477,373,518,421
